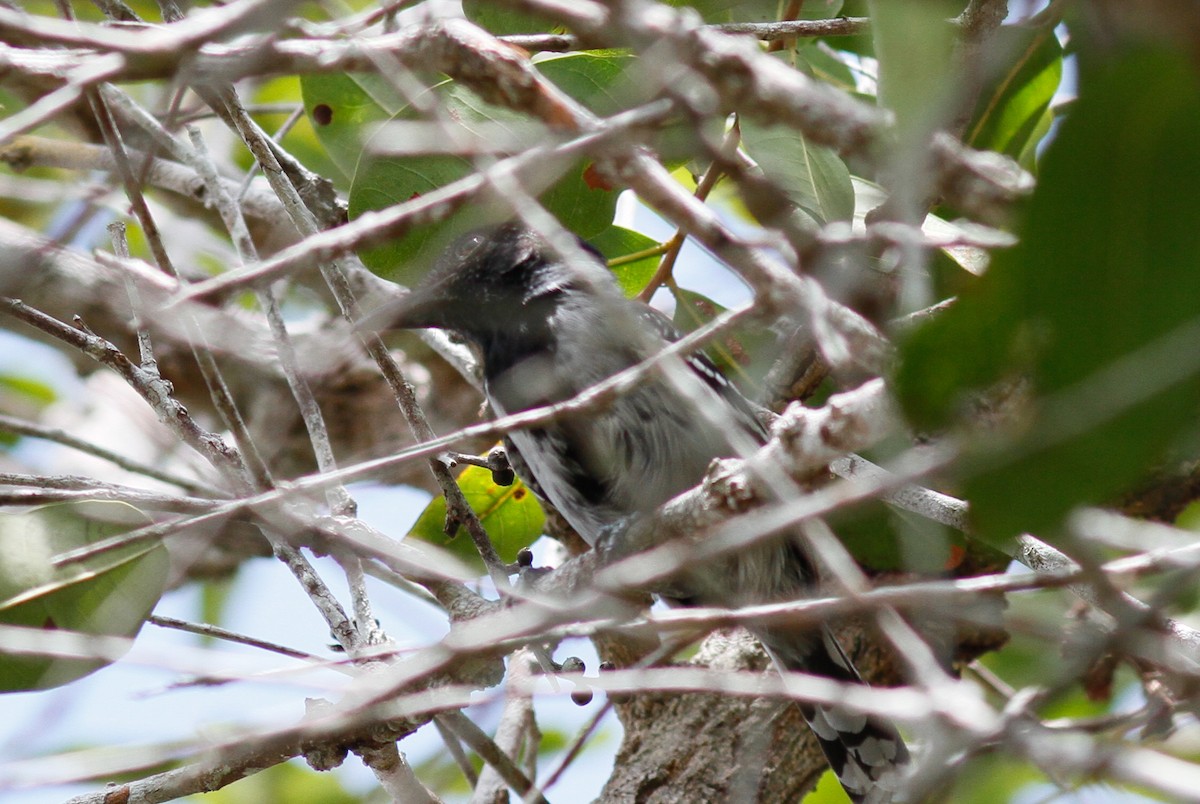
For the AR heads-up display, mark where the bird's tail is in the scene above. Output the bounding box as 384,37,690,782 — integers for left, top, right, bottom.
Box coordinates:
758,625,909,804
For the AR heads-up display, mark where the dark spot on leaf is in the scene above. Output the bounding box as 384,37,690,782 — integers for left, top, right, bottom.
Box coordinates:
944,544,966,571
724,335,751,366
312,104,333,126
583,163,614,191
42,616,58,630
513,488,526,500
691,297,717,317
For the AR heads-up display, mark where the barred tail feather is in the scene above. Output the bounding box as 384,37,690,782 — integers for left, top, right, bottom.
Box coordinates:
759,626,909,804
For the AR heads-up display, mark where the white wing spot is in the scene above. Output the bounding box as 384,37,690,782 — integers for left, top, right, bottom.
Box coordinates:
822,705,867,735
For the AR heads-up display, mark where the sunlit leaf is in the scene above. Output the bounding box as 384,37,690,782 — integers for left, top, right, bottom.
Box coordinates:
300,72,401,183
409,460,545,573
590,225,662,297
0,373,56,406
198,759,363,804
964,24,1063,163
852,177,1007,276
792,41,858,94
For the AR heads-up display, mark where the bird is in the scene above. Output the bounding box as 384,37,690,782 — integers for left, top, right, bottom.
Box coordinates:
381,221,908,802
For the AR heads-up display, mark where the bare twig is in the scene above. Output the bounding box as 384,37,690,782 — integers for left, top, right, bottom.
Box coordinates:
0,413,221,496
1,297,243,477
148,615,324,663
437,710,549,804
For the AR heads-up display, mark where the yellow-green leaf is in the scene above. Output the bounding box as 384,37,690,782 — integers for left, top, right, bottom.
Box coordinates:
409,461,545,573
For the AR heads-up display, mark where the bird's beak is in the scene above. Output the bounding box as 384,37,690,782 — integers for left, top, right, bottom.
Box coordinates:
356,283,451,335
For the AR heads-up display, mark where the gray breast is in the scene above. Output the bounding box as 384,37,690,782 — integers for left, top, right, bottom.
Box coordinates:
488,354,743,545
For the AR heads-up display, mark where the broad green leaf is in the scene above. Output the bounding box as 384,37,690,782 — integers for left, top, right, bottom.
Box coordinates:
409,461,545,573
307,52,631,284
462,0,559,35
535,50,632,117
828,499,969,574
964,24,1063,162
740,117,855,224
539,52,720,165
896,47,1200,546
792,42,858,94
0,501,168,691
255,77,344,190
301,72,401,182
589,226,663,297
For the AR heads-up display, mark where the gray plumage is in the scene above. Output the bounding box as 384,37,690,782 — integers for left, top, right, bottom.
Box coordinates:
383,222,907,802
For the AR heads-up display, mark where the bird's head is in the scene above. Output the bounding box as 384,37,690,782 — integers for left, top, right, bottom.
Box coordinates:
378,223,611,345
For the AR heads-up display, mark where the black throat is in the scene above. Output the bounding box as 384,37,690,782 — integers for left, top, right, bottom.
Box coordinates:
472,295,561,382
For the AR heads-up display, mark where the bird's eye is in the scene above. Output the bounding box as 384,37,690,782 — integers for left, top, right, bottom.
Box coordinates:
453,232,487,262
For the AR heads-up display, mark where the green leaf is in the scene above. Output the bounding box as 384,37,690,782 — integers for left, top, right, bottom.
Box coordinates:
0,501,168,691
740,117,855,224
939,755,1042,804
0,372,58,448
829,499,968,574
964,24,1063,162
792,41,858,94
462,0,559,35
803,768,853,802
535,50,632,117
256,77,345,190
409,461,545,573
822,0,875,60
197,759,364,804
896,47,1200,546
300,72,399,183
0,373,57,406
309,52,631,284
589,226,663,297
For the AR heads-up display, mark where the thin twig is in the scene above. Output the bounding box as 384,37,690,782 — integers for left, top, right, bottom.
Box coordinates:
0,475,215,512
1,297,243,476
434,715,480,787
148,615,324,662
437,710,549,804
0,413,222,496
